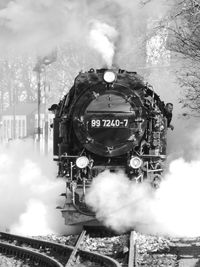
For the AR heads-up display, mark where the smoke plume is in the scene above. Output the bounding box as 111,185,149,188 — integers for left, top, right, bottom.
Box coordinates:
89,20,118,68
86,123,200,237
0,139,67,236
0,0,171,67
86,170,154,232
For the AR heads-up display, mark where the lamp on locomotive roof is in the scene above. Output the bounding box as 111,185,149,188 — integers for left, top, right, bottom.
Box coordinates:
103,70,116,83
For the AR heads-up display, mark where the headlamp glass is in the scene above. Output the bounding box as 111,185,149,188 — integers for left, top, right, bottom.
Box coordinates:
76,156,89,169
130,157,142,169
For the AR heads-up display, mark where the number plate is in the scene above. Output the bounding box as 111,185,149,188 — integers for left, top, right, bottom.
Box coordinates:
90,119,129,128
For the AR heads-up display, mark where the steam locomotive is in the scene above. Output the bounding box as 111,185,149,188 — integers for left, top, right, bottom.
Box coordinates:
51,68,169,225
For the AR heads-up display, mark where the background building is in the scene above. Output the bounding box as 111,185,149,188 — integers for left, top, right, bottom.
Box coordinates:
0,103,54,150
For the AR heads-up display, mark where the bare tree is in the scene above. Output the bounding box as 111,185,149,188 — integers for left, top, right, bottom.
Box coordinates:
163,0,200,115
0,57,37,111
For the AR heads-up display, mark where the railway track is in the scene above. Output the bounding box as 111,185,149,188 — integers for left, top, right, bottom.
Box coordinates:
5,228,200,267
118,231,138,267
0,230,121,267
72,226,121,267
150,238,200,267
120,232,200,267
81,227,138,267
127,231,138,267
0,231,72,266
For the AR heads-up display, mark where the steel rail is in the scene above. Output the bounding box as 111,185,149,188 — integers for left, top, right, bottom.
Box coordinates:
0,231,72,265
0,241,63,267
128,231,138,267
151,241,200,266
65,230,86,267
65,229,121,267
0,231,122,267
79,249,121,267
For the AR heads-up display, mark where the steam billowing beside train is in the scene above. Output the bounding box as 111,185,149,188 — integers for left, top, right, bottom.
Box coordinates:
50,68,172,225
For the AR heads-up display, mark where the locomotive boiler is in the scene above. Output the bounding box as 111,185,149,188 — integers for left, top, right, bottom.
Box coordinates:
51,68,169,225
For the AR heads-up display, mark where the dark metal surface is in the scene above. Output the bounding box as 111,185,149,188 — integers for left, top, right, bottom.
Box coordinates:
72,82,147,157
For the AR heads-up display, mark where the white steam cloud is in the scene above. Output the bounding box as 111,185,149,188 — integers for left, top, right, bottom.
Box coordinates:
152,158,200,237
0,0,171,67
0,140,66,236
89,20,118,68
86,124,200,237
86,170,153,232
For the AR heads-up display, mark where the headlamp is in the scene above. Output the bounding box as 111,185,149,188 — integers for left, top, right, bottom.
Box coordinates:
103,70,116,83
130,157,142,169
76,156,89,169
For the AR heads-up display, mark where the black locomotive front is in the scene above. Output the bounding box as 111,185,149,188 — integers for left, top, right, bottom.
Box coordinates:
52,68,168,225
73,72,148,157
